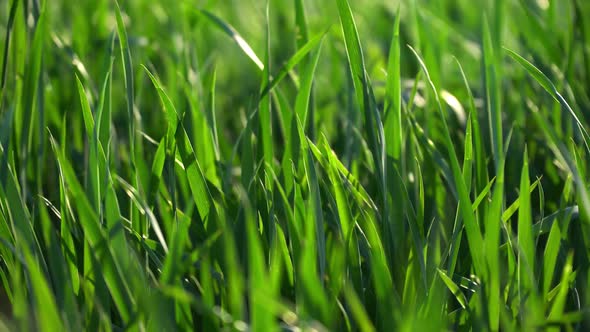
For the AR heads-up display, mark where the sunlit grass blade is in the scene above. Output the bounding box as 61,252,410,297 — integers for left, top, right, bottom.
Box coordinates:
22,248,65,332
260,3,274,196
483,16,503,173
49,133,135,322
343,285,376,332
335,0,368,111
517,148,534,283
408,45,484,276
114,0,136,159
384,5,402,160
19,2,46,200
294,0,309,49
197,9,264,70
547,252,574,329
505,47,590,152
260,31,326,99
0,0,19,102
143,66,215,221
437,269,468,310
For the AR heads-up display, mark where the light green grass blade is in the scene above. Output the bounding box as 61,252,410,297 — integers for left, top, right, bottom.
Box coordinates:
49,134,135,322
320,136,352,240
241,185,277,331
22,248,64,332
502,178,540,223
197,10,264,70
19,1,46,201
343,285,376,332
517,147,535,285
143,66,214,221
335,0,367,112
505,47,590,152
483,16,504,173
0,0,19,101
260,31,326,99
543,216,562,301
438,269,468,309
384,5,402,160
96,36,114,151
114,0,136,160
294,39,324,137
335,1,390,276
260,3,274,197
294,0,309,49
408,46,485,276
75,75,94,137
547,253,574,329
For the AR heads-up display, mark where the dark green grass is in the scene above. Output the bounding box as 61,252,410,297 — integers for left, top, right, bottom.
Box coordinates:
1,0,590,330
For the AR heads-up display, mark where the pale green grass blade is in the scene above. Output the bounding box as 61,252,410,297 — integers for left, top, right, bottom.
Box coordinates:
294,39,324,136
447,111,473,276
307,139,377,212
517,147,536,298
74,75,101,215
241,186,277,331
148,137,166,204
335,0,367,112
455,57,488,197
20,2,46,200
116,176,168,253
197,10,264,70
75,75,94,137
260,3,274,195
335,2,390,275
320,136,352,240
384,5,402,160
96,36,114,150
505,47,590,152
548,253,574,329
144,66,214,221
294,0,309,49
302,130,326,285
260,31,326,99
159,209,189,285
22,248,64,332
3,167,39,255
543,219,562,301
502,178,540,223
114,0,136,159
49,134,135,321
437,269,468,310
343,285,376,332
206,67,220,159
484,162,504,332
483,16,504,173
408,46,485,276
0,0,19,102
525,99,590,244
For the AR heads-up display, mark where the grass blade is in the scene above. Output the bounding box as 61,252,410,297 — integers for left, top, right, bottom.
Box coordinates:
197,10,264,70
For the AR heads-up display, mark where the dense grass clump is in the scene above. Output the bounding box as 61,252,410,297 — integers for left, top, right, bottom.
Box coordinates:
1,0,590,330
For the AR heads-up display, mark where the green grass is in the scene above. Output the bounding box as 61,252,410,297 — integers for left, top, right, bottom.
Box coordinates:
1,0,590,330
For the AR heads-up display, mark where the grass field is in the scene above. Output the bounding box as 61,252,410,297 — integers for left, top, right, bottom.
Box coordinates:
1,0,590,330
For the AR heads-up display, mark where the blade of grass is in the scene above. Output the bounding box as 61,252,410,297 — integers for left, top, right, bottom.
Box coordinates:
197,9,264,70
408,45,485,277
517,146,541,326
505,47,590,153
0,0,19,103
384,5,402,160
49,133,135,322
260,31,326,99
